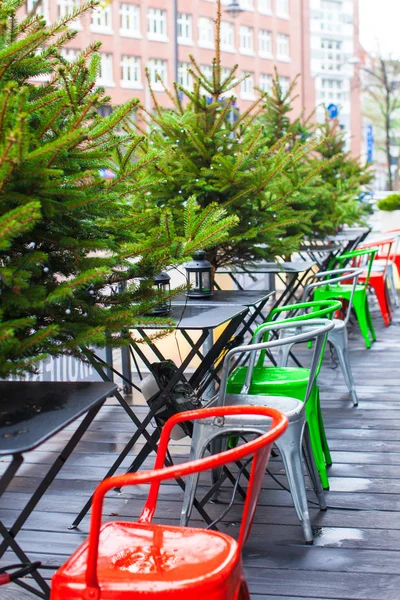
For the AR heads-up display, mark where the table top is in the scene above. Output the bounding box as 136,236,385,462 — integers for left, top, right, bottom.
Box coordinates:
171,289,275,307
217,261,316,274
0,381,116,456
328,228,370,242
300,243,342,253
137,304,248,331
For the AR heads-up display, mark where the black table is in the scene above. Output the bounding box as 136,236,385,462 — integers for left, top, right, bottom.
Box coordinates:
216,261,316,309
71,304,249,529
0,381,116,599
299,242,343,269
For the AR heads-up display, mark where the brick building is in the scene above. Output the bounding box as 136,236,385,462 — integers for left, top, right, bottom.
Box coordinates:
25,0,362,154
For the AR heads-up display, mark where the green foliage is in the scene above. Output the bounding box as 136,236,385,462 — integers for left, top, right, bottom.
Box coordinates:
258,72,372,238
133,2,327,272
0,0,235,378
377,194,400,211
312,117,373,235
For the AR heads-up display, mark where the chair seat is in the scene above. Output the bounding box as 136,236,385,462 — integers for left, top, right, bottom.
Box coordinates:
52,521,238,596
222,393,303,419
227,366,309,400
314,283,361,298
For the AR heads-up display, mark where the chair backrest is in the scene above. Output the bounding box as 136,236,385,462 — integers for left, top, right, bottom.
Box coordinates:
217,319,334,409
83,406,288,594
336,247,378,287
302,267,362,325
359,238,395,271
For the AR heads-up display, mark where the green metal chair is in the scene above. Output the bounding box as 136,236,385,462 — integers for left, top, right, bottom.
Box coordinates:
227,299,341,489
314,247,378,348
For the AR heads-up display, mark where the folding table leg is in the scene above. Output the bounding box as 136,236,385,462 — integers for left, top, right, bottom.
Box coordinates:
0,404,103,558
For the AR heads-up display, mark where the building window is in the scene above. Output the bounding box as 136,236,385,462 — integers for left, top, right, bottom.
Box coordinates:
259,29,272,57
321,39,342,72
91,5,112,33
200,64,213,84
276,33,290,61
220,21,235,51
321,0,341,34
240,0,254,8
178,62,192,89
177,13,192,44
279,76,290,95
259,73,272,93
198,17,214,48
120,4,141,37
60,47,78,62
57,0,81,28
148,8,167,41
320,78,345,103
258,0,272,14
239,26,254,55
27,0,49,21
240,71,255,99
97,53,114,87
121,55,142,88
147,58,167,90
276,0,289,18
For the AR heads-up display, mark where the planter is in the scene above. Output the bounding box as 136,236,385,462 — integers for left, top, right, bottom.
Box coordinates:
379,209,400,232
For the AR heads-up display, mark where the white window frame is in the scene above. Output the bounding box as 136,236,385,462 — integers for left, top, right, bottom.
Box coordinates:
259,73,272,93
121,55,142,89
258,0,272,15
177,13,193,45
320,78,345,103
320,0,341,34
240,71,255,100
147,8,168,42
91,5,112,34
178,62,193,89
321,39,343,72
220,21,235,52
57,0,81,28
119,4,141,38
239,25,254,55
279,76,290,95
276,33,290,61
198,17,214,49
240,0,254,10
97,53,115,87
147,58,168,91
276,0,289,19
60,47,79,62
27,0,49,22
258,29,273,58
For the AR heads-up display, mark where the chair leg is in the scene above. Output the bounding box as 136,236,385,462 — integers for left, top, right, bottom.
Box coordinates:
180,424,211,526
302,423,326,511
306,391,330,489
371,277,391,326
365,299,377,342
353,294,372,348
316,390,332,467
388,265,399,308
276,420,314,544
329,330,358,407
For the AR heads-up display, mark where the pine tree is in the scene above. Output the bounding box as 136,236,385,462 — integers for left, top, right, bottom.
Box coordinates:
259,72,372,237
312,116,373,236
134,0,327,275
0,0,236,378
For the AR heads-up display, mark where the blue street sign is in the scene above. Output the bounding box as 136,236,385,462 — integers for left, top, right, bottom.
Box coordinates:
366,125,374,163
327,103,339,119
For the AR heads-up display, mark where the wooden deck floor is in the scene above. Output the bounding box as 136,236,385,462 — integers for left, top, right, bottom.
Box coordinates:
2,302,400,600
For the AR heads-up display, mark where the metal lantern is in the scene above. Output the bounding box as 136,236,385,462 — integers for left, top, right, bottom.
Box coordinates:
152,271,171,315
185,250,213,298
224,0,244,17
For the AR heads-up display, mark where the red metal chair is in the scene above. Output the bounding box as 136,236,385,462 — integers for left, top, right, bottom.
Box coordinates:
51,406,288,600
358,238,395,326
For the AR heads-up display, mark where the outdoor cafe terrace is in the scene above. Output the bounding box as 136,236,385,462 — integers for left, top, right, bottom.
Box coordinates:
2,229,400,600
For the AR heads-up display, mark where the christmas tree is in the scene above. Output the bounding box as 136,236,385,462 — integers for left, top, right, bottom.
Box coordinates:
259,72,372,237
312,116,373,235
134,0,327,275
0,0,236,378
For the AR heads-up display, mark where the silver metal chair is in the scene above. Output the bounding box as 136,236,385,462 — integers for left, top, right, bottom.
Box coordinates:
180,319,334,544
286,268,362,407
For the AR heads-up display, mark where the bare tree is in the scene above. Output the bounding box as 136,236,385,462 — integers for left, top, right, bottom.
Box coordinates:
362,56,400,190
